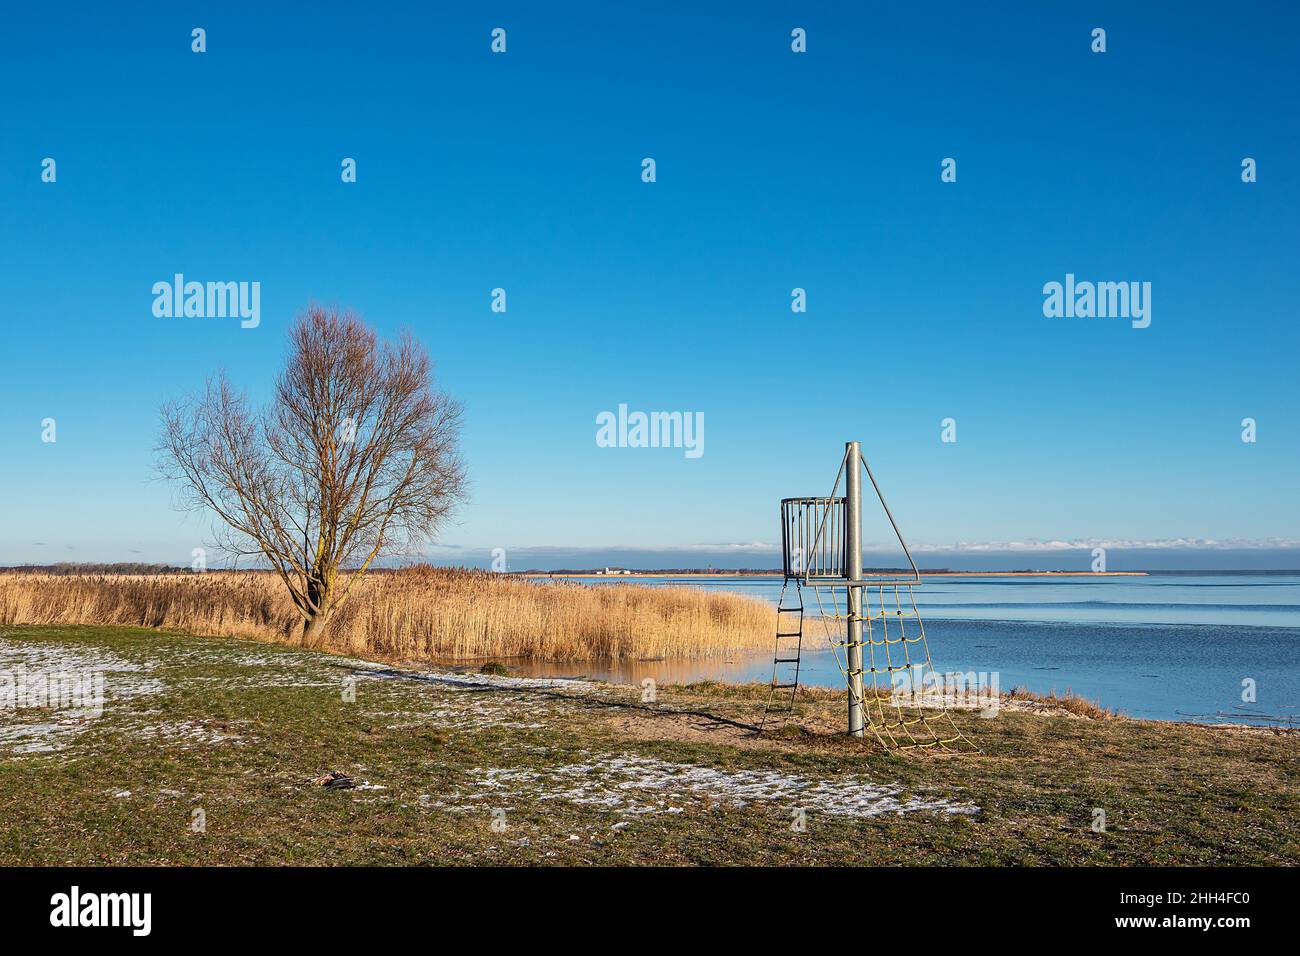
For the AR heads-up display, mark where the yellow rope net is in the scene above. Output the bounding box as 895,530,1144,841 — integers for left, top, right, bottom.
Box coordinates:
808,581,977,753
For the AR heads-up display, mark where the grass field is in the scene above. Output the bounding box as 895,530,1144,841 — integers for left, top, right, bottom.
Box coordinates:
2,624,1296,865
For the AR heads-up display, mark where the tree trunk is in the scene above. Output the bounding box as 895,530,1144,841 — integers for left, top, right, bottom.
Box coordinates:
301,611,331,648
301,572,332,647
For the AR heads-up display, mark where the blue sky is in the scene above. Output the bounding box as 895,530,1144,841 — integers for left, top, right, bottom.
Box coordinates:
2,2,1298,570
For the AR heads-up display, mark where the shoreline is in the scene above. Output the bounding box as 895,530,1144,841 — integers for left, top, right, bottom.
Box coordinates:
525,570,1150,579
423,658,1286,732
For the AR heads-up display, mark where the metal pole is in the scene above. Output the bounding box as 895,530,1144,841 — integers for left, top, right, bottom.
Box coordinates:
845,441,865,736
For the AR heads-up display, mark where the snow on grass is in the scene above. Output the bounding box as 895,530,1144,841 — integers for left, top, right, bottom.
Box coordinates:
357,666,590,692
0,638,160,694
156,645,385,689
133,719,244,747
440,753,979,819
0,721,80,754
353,663,586,730
0,637,165,754
372,698,552,731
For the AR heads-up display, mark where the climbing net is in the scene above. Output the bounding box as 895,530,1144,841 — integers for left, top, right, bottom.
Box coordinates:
809,582,977,752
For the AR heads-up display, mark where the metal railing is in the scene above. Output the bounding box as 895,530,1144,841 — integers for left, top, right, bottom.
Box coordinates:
781,497,846,579
779,445,922,587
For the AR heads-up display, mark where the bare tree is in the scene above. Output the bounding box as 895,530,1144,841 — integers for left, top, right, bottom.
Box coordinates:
158,305,466,645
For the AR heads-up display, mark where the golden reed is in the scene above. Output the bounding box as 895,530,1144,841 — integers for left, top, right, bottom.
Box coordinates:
0,567,775,662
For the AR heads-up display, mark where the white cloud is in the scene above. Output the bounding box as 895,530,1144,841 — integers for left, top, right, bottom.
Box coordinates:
909,537,1300,552
427,537,1300,557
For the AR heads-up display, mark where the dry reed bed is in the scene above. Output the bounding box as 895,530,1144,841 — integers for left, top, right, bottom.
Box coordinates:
0,568,776,662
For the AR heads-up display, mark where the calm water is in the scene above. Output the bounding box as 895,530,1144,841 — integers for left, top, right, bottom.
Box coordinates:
521,574,1300,725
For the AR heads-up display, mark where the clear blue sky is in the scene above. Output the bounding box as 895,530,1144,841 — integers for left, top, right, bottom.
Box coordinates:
2,2,1298,569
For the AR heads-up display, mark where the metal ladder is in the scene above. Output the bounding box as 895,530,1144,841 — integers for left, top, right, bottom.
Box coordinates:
760,580,805,730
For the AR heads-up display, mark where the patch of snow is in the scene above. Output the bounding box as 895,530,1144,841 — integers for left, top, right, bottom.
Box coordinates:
353,663,586,731
0,722,73,753
0,638,164,754
189,674,340,689
357,666,591,692
456,753,978,819
0,640,147,677
134,720,243,747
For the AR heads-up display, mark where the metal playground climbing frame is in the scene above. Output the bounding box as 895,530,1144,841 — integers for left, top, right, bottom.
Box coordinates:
762,442,975,752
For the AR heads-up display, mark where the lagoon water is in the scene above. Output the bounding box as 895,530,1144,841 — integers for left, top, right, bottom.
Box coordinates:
522,573,1300,725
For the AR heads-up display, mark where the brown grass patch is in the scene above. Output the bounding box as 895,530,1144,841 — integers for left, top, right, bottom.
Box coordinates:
1005,685,1115,719
0,567,775,662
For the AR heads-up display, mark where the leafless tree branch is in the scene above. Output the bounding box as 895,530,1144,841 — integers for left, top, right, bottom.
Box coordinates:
157,305,467,644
